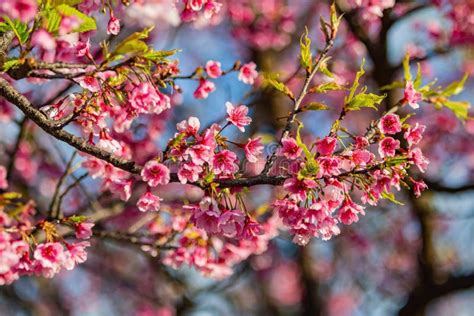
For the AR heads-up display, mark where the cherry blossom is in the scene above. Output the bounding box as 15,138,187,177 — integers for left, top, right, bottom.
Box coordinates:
226,102,252,132
141,161,171,187
238,62,258,85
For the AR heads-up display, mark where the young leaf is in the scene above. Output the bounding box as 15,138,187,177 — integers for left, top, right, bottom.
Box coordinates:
302,102,329,111
299,27,312,72
345,59,366,104
346,93,385,111
56,4,97,33
414,63,422,89
403,53,412,82
265,76,294,100
2,59,22,72
381,191,404,205
1,17,29,44
442,73,468,97
309,81,346,94
443,100,471,120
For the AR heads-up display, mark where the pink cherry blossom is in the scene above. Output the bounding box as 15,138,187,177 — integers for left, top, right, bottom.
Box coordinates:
108,178,133,201
64,242,90,269
76,75,101,93
137,191,162,212
0,166,8,190
34,243,64,269
226,102,252,132
194,79,216,99
177,116,200,136
218,210,246,238
404,123,426,147
409,147,429,173
107,15,121,35
338,198,366,225
378,114,402,135
316,137,337,156
177,162,203,184
75,39,92,59
283,177,317,201
213,150,239,175
75,222,95,240
238,62,258,85
277,137,303,160
404,81,422,109
205,60,223,78
411,179,428,197
141,160,171,187
378,137,400,158
0,0,37,22
244,137,264,163
129,82,171,115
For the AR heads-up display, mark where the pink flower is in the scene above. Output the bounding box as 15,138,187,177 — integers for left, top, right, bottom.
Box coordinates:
76,75,101,93
226,102,252,132
315,137,337,156
34,243,64,269
141,160,170,187
352,149,372,166
411,179,428,197
404,81,422,109
241,218,263,239
108,178,133,201
74,39,92,59
107,16,120,35
409,147,429,173
64,242,90,269
0,166,8,190
177,162,203,184
213,150,239,175
0,0,37,22
194,79,216,99
378,137,400,158
283,177,317,201
31,29,56,51
188,0,206,11
338,199,365,225
75,223,94,240
177,116,200,136
218,210,246,238
186,144,213,165
378,114,402,135
130,82,171,115
404,123,426,147
205,60,222,78
137,191,162,212
238,62,258,85
277,137,302,160
244,137,264,163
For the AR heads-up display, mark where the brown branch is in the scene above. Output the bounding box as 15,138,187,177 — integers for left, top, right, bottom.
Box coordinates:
424,180,474,193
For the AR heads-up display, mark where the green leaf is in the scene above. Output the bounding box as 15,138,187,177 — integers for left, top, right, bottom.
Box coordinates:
380,81,404,91
442,73,468,97
319,58,334,78
381,191,404,205
110,28,153,59
50,0,84,5
443,100,471,120
67,215,88,223
143,49,180,61
55,4,97,33
295,122,314,162
1,17,29,44
403,53,412,82
1,192,22,200
414,63,422,89
345,59,365,104
303,102,329,111
346,92,385,111
265,75,294,99
44,8,62,33
299,26,312,72
309,81,346,93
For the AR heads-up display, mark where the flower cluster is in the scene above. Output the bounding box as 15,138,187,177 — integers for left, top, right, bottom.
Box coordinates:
0,192,93,285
